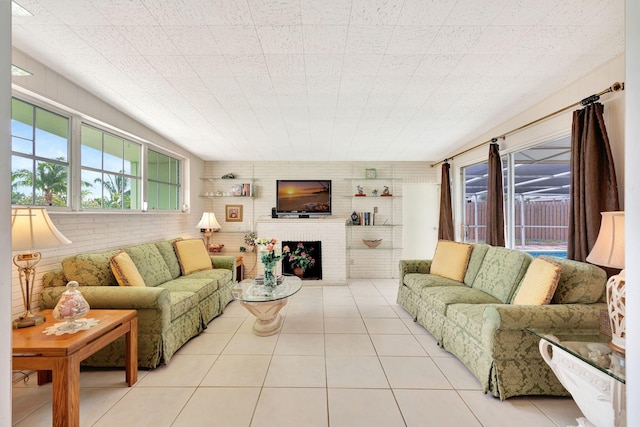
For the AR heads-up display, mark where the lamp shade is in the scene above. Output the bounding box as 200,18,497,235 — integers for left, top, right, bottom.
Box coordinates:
197,212,221,231
586,211,624,269
11,207,71,251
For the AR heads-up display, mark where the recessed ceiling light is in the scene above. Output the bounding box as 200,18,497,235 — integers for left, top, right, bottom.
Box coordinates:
11,64,32,76
12,1,33,17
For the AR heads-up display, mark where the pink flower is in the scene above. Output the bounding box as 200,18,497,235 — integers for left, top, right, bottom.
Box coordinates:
266,244,274,251
297,242,304,248
283,245,290,253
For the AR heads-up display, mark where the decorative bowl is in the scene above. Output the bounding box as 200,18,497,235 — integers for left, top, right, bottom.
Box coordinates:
209,244,224,252
362,238,382,248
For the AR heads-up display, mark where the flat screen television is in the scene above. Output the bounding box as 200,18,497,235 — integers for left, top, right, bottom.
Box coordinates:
276,180,332,216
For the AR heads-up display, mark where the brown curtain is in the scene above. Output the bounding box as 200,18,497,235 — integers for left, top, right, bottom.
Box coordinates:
568,102,620,262
486,143,505,246
438,162,454,241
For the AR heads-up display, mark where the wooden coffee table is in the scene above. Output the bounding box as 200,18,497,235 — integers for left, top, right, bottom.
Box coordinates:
12,309,138,427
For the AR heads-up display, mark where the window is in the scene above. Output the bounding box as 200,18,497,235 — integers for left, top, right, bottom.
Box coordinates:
80,124,142,210
147,149,181,210
11,98,70,206
462,138,570,257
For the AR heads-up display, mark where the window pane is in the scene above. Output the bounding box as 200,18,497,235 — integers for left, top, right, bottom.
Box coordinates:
513,138,570,256
157,153,170,182
35,108,68,161
129,178,141,210
103,134,123,173
12,136,32,156
463,162,488,243
81,126,103,169
170,186,178,210
148,181,158,210
81,169,103,208
170,158,179,184
34,160,68,206
11,155,33,205
11,98,33,141
157,183,170,210
148,150,158,180
124,141,141,176
100,172,124,209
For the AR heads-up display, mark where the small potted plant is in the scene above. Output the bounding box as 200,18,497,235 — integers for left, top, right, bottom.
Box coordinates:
287,243,315,278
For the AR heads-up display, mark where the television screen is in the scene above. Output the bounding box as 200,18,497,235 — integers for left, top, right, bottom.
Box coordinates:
276,180,332,216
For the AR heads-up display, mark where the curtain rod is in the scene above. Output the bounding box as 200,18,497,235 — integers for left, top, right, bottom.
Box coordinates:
431,81,625,168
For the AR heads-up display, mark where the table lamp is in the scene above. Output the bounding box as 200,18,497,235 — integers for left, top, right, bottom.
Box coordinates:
197,212,221,250
586,211,625,353
12,207,72,328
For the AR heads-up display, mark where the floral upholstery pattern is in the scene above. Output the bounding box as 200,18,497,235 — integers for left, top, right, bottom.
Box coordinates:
396,244,607,400
61,250,120,286
41,238,236,369
463,244,490,286
541,256,607,304
125,244,173,287
156,239,183,279
471,247,532,303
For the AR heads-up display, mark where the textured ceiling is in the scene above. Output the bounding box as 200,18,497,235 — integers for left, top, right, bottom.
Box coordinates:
11,0,624,162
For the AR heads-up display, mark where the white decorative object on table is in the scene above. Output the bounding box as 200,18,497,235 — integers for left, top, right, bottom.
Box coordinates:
52,281,90,333
43,318,100,335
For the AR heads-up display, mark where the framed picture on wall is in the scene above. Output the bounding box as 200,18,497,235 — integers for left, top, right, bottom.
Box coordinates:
225,205,243,222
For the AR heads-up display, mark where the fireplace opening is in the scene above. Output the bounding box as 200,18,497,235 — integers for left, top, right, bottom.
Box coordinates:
282,241,322,280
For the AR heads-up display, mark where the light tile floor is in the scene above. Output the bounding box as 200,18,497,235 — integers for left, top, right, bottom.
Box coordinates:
12,279,583,426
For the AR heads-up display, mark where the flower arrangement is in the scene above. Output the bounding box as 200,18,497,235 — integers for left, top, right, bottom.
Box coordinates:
288,242,315,272
243,231,258,251
255,237,290,268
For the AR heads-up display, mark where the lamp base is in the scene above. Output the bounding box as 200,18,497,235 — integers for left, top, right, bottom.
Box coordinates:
13,313,45,329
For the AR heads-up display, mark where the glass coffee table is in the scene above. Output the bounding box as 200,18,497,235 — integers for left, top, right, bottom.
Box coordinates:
231,275,302,336
528,329,625,427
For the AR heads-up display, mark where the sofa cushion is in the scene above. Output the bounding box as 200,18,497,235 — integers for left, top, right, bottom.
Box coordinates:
446,304,490,341
430,241,472,282
463,244,490,287
179,268,232,290
471,247,532,303
62,250,120,286
125,243,173,287
168,291,200,321
512,258,562,305
156,238,182,279
159,278,220,301
404,273,465,292
420,286,501,315
541,256,607,304
110,251,146,287
174,239,213,275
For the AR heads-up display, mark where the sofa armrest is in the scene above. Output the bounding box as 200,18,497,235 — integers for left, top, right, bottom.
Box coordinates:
482,303,606,331
211,255,236,282
41,285,170,310
398,260,432,286
41,286,173,332
480,303,606,359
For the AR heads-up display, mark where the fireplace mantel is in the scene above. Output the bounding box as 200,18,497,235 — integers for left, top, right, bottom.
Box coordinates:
256,217,347,283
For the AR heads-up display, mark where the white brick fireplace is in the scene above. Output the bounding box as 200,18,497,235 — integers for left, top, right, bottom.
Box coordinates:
256,218,347,283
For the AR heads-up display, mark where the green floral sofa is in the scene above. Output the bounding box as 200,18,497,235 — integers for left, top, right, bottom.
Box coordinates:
41,238,236,369
397,243,607,400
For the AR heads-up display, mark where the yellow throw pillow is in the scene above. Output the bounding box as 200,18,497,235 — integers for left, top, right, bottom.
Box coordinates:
110,251,146,287
430,240,473,282
513,258,562,305
174,238,213,276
